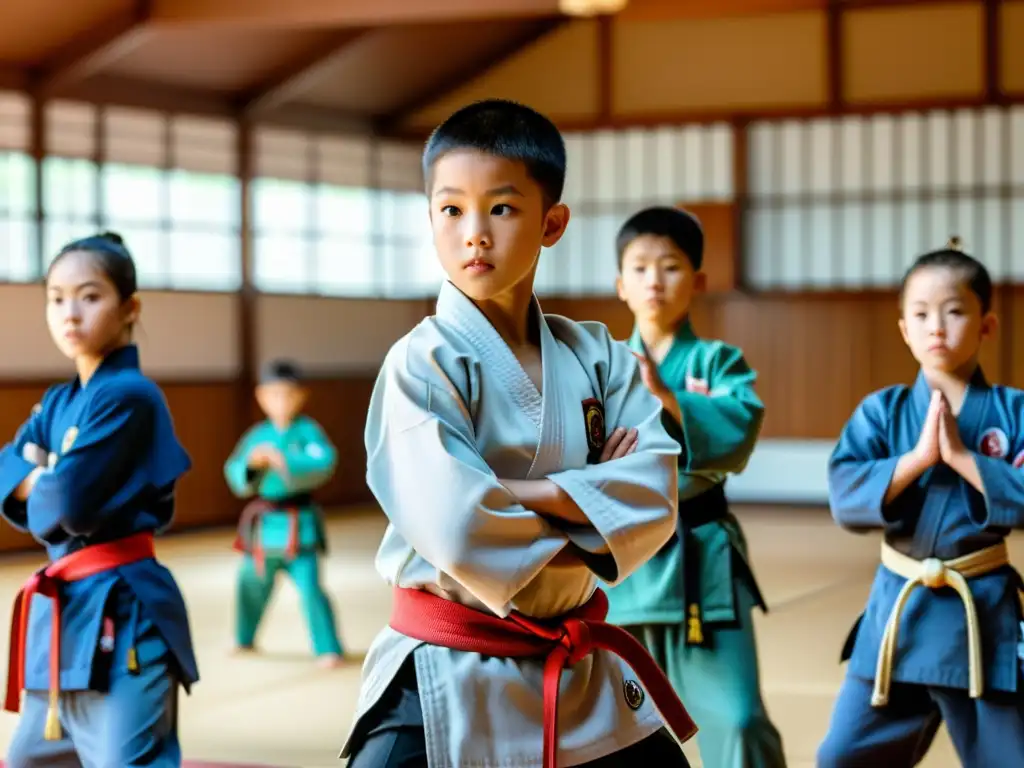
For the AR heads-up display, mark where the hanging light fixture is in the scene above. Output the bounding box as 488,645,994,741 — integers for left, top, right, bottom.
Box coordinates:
558,0,629,17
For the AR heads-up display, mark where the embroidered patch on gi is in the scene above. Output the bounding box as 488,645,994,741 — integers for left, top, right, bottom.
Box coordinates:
623,679,645,710
978,427,1009,459
582,398,605,458
1013,449,1024,469
61,426,78,455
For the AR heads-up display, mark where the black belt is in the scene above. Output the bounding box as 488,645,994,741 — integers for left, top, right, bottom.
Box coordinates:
678,483,729,648
255,492,314,510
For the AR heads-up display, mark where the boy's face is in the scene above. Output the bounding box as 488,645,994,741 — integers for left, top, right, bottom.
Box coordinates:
428,149,569,302
616,235,704,327
255,381,308,426
898,265,996,374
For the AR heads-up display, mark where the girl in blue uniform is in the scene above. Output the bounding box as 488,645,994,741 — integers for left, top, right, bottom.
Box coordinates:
818,239,1024,767
0,232,199,767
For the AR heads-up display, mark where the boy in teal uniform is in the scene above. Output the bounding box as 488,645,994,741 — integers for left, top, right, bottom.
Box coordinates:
607,207,786,768
224,359,345,668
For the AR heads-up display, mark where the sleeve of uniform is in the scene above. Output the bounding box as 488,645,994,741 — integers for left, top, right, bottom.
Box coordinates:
968,393,1024,529
828,391,907,530
27,382,156,541
365,343,570,618
0,401,50,532
672,344,764,474
280,419,337,491
545,324,681,586
223,427,261,498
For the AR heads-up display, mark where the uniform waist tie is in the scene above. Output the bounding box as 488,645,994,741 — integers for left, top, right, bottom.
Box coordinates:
874,539,1009,707
4,532,156,740
234,500,301,577
389,586,697,768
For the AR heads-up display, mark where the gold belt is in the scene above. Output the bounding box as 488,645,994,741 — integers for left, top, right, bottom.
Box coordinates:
872,540,1009,707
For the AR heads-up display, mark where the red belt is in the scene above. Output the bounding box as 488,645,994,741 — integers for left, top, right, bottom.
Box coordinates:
4,531,156,740
232,500,300,577
390,587,697,768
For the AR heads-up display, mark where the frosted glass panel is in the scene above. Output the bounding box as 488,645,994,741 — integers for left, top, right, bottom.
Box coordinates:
254,233,310,291
745,206,775,289
167,230,240,290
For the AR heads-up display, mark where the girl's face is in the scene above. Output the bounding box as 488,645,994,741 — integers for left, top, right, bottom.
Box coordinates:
898,265,995,374
45,250,138,361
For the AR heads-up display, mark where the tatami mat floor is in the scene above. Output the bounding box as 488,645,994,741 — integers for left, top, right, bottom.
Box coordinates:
0,505,973,767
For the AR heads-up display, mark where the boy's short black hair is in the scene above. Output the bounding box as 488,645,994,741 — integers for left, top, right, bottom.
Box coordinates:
615,206,704,271
422,99,566,207
260,359,304,385
899,236,993,314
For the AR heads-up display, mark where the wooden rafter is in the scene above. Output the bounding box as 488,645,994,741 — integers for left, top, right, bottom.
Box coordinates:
238,29,372,118
375,17,568,132
29,0,152,98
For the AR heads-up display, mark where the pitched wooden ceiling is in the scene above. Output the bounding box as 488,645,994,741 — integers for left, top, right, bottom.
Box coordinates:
0,0,833,132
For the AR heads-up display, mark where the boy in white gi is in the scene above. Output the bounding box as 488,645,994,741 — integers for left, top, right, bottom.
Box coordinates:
341,99,698,767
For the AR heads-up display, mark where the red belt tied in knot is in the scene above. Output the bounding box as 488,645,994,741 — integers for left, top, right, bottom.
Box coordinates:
4,532,156,741
390,587,697,768
233,500,301,577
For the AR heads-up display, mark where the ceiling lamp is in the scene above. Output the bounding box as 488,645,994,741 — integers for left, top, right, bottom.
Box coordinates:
559,0,629,17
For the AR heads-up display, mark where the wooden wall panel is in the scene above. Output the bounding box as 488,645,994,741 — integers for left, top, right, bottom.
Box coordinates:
0,380,243,554
679,202,737,293
843,3,985,103
0,375,381,555
542,286,1024,440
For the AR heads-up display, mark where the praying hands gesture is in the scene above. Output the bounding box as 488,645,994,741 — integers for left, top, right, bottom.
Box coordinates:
897,390,982,498
910,391,970,467
936,396,967,464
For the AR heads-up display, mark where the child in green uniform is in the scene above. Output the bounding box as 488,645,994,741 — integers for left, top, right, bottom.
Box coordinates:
606,207,786,768
224,359,345,668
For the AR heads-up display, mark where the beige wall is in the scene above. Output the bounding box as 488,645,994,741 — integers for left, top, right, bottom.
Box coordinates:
403,1,1021,131
0,287,426,379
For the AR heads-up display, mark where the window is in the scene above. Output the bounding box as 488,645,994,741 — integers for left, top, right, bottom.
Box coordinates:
167,170,241,290
377,190,438,298
315,185,375,296
100,163,165,288
544,124,733,296
252,177,314,292
745,106,1024,290
0,151,37,281
43,157,100,268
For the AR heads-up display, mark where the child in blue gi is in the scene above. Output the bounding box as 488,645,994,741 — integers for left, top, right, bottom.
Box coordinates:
0,231,199,767
818,238,1024,767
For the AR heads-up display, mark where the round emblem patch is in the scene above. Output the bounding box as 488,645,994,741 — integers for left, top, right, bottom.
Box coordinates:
978,428,1009,459
582,399,605,453
622,679,645,711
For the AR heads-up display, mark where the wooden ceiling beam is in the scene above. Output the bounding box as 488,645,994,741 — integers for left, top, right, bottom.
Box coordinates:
237,29,372,118
29,0,152,99
41,74,371,134
150,0,561,27
374,18,568,133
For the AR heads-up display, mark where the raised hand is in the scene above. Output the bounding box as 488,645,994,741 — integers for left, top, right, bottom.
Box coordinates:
633,351,681,423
